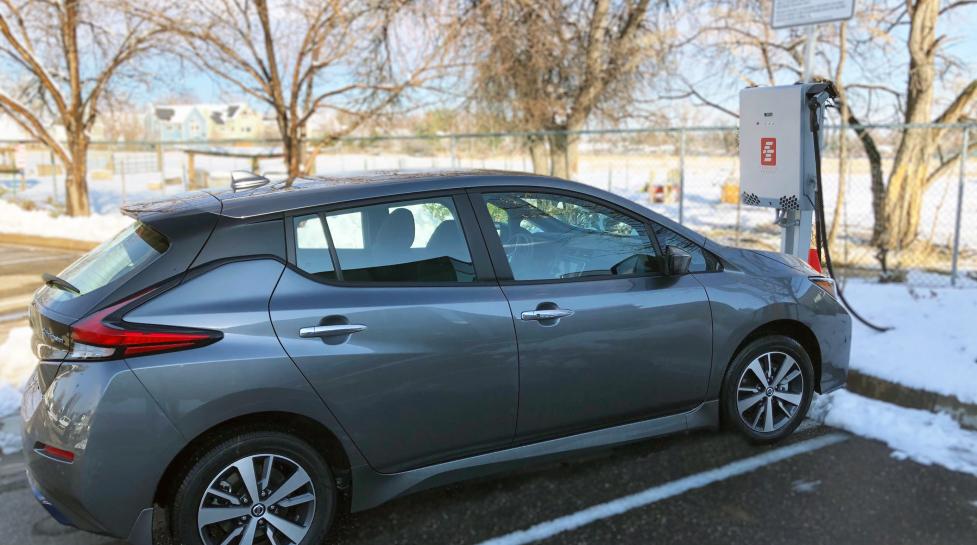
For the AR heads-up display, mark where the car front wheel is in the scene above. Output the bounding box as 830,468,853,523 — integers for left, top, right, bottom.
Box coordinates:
166,430,336,545
722,335,814,443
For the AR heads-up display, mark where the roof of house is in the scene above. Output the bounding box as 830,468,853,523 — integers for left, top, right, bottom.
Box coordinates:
152,103,250,125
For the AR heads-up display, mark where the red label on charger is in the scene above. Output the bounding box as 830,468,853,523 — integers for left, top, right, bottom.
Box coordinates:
760,138,777,166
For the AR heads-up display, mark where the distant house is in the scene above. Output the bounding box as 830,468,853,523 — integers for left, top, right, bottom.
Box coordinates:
146,103,262,142
208,103,262,140
146,105,208,142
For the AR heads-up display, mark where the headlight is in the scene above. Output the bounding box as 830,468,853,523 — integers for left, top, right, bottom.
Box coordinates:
809,276,836,298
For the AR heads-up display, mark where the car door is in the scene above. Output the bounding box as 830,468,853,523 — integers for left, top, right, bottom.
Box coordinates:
270,192,519,473
469,189,714,440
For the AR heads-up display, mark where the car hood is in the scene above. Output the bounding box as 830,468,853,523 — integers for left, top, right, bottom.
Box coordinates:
703,239,816,276
749,250,817,274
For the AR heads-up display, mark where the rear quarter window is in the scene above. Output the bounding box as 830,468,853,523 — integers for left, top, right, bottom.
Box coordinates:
36,221,169,305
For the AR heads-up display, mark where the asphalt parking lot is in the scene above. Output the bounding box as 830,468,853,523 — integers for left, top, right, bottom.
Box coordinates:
1,244,976,545
2,423,977,545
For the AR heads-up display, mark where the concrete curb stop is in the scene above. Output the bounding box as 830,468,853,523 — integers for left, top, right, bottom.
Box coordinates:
846,370,977,431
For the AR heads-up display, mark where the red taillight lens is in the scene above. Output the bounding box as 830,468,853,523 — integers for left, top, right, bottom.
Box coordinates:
68,291,221,360
37,443,75,463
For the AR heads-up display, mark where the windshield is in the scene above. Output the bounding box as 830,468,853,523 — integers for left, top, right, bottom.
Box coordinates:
37,221,168,305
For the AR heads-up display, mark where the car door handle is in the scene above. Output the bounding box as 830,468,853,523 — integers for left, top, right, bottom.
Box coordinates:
299,324,368,338
520,309,575,321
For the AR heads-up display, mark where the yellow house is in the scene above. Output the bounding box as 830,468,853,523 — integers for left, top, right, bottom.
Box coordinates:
207,103,262,140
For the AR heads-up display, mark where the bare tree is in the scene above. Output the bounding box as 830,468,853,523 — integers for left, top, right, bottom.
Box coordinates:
0,0,160,215
668,0,977,270
871,0,977,259
144,0,464,181
468,0,668,178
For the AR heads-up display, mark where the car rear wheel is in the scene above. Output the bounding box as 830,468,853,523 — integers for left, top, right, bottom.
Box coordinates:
167,430,335,545
722,335,814,443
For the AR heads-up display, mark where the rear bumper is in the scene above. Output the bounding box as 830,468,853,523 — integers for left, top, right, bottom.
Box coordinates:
20,360,185,541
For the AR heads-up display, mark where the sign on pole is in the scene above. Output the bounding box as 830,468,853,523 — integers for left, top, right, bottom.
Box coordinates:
771,0,855,29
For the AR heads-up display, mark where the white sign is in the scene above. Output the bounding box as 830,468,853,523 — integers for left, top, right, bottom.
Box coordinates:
772,0,855,28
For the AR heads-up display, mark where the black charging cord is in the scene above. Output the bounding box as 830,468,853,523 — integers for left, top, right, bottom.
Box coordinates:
807,91,892,332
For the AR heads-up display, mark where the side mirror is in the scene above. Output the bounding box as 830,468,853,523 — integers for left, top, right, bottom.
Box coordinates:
666,245,692,275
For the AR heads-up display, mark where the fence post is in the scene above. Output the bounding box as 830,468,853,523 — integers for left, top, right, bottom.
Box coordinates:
120,159,127,204
951,127,969,286
678,128,686,225
49,151,58,203
450,136,458,168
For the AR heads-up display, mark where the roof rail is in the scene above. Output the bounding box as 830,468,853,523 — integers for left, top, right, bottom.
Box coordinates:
230,170,270,191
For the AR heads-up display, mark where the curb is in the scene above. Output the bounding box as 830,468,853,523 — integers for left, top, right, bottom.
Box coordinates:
0,233,98,252
846,370,977,431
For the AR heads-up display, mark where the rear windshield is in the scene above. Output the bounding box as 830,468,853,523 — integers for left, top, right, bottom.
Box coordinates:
37,221,168,306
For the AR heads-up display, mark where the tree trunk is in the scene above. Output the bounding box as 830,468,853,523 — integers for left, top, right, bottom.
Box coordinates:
829,125,846,247
64,135,89,216
527,134,548,175
879,0,939,255
828,22,847,247
848,110,887,264
283,132,302,180
547,129,578,179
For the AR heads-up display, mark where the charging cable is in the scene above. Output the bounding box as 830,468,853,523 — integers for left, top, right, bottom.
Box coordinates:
807,85,892,332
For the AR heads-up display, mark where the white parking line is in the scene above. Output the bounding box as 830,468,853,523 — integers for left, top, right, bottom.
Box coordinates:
476,433,848,545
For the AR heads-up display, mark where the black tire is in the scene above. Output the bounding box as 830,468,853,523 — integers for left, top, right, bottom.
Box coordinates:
165,430,336,545
721,335,814,444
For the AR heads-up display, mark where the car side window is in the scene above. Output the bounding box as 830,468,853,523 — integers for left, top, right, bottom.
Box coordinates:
652,223,721,273
299,196,476,283
480,191,663,281
294,215,337,280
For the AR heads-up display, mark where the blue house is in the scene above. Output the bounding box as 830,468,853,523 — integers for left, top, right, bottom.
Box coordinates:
146,105,210,142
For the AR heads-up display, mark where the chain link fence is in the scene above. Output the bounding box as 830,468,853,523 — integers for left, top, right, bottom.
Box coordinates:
1,123,974,287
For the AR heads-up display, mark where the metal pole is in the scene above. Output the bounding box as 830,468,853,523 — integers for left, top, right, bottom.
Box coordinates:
801,25,817,81
678,129,686,224
951,127,969,286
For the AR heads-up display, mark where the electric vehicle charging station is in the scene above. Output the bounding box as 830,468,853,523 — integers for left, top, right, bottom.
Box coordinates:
739,84,825,260
739,82,891,331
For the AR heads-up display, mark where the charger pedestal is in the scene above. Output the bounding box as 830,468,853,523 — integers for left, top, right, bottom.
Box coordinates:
778,209,815,258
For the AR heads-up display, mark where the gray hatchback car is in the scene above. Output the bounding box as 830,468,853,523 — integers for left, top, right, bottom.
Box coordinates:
22,170,850,545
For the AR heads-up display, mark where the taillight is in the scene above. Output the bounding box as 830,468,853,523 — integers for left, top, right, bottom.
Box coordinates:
36,443,75,463
67,290,221,361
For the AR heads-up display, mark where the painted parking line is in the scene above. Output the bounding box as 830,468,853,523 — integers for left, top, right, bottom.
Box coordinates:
476,433,848,545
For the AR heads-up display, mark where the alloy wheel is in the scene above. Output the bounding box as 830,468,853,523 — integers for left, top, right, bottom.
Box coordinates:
735,351,805,433
197,454,316,545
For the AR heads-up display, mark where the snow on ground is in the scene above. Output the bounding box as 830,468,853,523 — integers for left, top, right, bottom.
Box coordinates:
0,200,131,242
0,327,33,416
811,390,977,478
844,280,977,404
0,327,33,454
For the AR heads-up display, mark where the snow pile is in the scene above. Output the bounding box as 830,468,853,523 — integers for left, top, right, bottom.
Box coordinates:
0,199,131,242
0,433,18,454
811,390,977,477
0,327,34,416
844,281,977,404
